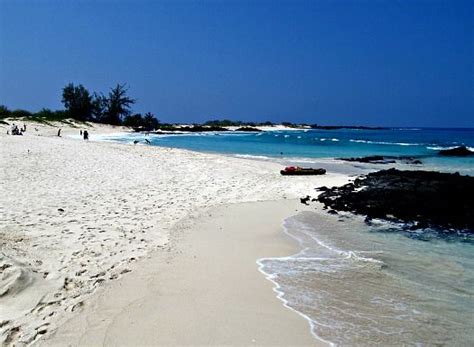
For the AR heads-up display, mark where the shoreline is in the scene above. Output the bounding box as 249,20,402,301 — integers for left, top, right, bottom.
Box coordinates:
71,125,474,178
1,121,349,345
39,200,327,346
3,120,472,345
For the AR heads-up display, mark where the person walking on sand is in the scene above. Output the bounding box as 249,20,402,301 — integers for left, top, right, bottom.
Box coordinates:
80,130,82,136
83,130,89,140
58,128,62,137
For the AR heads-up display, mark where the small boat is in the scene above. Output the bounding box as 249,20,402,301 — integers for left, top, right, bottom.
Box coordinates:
280,166,326,176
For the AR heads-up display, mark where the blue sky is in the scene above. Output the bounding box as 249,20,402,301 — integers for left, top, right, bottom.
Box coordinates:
0,0,472,127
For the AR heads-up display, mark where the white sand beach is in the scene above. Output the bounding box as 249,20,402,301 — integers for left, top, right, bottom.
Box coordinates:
0,121,349,345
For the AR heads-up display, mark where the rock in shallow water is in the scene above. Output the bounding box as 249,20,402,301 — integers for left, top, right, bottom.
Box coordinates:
438,145,474,157
338,155,423,165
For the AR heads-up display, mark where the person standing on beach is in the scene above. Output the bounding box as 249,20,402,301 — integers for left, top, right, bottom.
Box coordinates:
58,128,62,137
83,130,89,140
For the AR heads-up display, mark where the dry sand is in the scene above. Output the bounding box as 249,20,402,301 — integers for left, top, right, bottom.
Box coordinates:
0,120,348,345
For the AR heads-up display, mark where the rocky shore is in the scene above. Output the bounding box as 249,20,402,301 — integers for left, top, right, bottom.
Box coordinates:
338,155,423,165
315,169,474,232
438,145,474,156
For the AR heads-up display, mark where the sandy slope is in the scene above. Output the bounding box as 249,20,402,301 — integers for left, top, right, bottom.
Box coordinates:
0,121,348,345
40,201,325,346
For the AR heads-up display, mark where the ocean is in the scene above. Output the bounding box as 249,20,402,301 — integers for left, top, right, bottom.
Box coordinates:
258,211,474,345
96,127,474,176
96,127,474,345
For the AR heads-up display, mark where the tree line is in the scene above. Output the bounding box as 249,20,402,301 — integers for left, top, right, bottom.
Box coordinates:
204,119,276,127
0,83,160,130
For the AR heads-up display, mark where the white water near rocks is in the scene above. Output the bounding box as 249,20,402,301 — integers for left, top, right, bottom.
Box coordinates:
258,210,474,345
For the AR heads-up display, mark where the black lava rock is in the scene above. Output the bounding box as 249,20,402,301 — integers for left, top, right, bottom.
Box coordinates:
317,168,474,231
339,155,423,165
439,146,474,157
300,195,311,205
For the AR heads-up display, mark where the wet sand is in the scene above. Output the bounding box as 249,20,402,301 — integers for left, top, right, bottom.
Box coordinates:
40,200,325,346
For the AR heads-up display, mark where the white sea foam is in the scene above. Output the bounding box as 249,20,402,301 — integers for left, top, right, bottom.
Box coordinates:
256,220,336,346
320,138,340,142
234,154,272,161
256,215,385,346
393,128,422,131
427,145,474,151
257,211,474,345
427,146,458,151
349,139,421,146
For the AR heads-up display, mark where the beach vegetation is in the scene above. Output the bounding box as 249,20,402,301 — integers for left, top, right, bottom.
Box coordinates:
34,108,66,120
102,83,136,125
123,113,144,127
155,123,179,131
31,109,81,126
204,119,275,127
204,119,242,127
2,82,139,126
10,109,34,118
143,112,160,129
0,103,88,126
91,92,108,122
123,112,160,130
3,86,283,130
62,83,93,121
0,105,11,118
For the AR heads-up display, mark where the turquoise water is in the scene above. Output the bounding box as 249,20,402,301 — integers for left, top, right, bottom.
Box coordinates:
98,127,474,175
258,211,474,346
97,127,474,344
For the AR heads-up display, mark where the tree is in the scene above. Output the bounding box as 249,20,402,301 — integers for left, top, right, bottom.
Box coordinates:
62,83,93,121
11,109,33,118
35,108,55,118
91,92,108,122
204,119,242,127
123,113,144,127
143,112,159,130
0,105,11,118
103,83,135,125
123,112,160,130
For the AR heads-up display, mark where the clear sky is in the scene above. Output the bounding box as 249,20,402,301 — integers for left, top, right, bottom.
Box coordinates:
0,0,472,127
